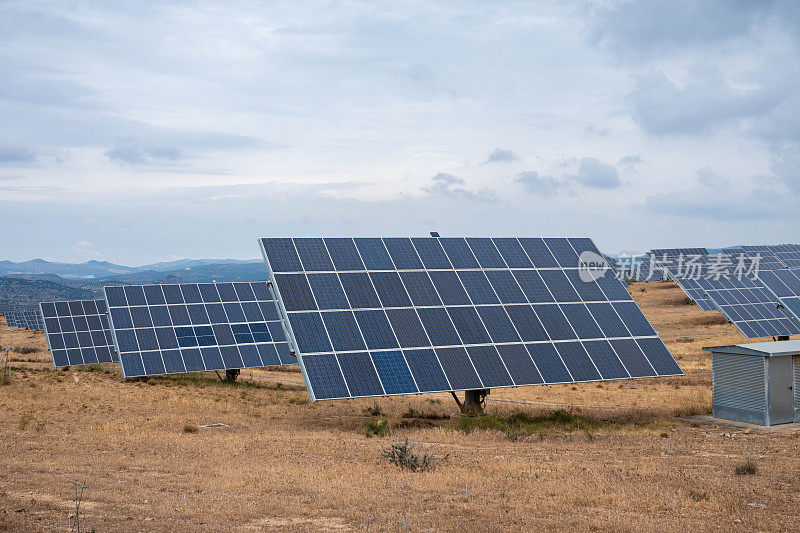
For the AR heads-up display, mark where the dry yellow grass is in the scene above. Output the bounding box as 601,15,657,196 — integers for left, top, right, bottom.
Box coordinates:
1,282,799,531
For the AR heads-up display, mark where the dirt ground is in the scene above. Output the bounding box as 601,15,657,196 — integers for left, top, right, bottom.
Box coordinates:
1,281,799,532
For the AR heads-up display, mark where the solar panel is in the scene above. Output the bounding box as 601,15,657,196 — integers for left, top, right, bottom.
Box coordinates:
40,300,117,367
696,275,800,338
261,237,682,401
758,268,800,327
6,305,43,329
104,282,293,378
672,278,716,311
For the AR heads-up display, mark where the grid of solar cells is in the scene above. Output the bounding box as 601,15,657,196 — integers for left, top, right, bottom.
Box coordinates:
758,268,800,327
6,305,43,329
739,245,788,270
4,307,23,328
105,282,292,378
696,276,800,338
672,278,716,311
261,237,682,401
40,300,117,367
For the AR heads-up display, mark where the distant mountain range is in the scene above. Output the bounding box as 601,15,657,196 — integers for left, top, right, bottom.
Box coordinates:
0,258,265,282
0,258,269,307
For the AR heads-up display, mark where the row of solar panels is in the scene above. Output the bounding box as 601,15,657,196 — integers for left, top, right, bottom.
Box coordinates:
3,305,44,330
636,245,800,339
6,236,684,403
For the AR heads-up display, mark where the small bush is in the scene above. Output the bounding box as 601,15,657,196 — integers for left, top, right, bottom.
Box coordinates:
183,423,199,434
689,489,709,502
362,403,385,417
381,437,443,472
13,346,40,354
19,413,34,430
364,417,390,437
735,459,757,476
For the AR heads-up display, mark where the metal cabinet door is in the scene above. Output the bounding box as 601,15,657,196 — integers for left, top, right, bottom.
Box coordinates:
768,357,794,425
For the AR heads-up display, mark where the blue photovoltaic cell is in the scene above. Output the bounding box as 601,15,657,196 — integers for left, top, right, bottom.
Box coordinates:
337,351,384,397
42,299,116,367
496,344,542,385
106,282,293,378
466,345,513,387
403,349,451,392
371,350,417,394
436,347,483,390
262,237,681,401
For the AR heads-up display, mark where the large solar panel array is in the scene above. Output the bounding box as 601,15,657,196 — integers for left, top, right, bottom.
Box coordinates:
105,282,293,378
696,275,800,338
5,305,44,329
759,269,800,325
40,300,117,367
261,237,682,401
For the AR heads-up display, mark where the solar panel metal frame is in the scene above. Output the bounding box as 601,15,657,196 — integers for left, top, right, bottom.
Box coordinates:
104,282,294,378
40,299,117,367
261,236,683,402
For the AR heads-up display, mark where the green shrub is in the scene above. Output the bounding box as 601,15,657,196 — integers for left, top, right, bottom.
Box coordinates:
381,437,443,472
364,417,390,437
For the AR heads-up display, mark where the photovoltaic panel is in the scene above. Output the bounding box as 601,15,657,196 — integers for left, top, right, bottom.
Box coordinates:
261,237,682,401
6,305,43,329
105,282,293,378
697,275,800,338
758,268,800,327
40,300,117,367
672,278,716,311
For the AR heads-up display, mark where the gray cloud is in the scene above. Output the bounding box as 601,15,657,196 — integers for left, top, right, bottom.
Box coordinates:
645,186,781,221
484,149,520,164
619,154,642,167
105,138,182,166
0,143,37,164
570,158,621,189
630,68,778,136
589,1,772,62
695,167,729,188
423,172,497,202
514,171,565,198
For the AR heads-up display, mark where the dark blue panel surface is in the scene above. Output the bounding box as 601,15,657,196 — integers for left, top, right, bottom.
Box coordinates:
404,349,451,392
496,344,542,385
457,271,500,304
303,354,350,399
386,308,430,348
429,270,471,305
288,312,332,353
435,347,483,390
262,238,303,273
609,339,655,377
555,342,601,381
439,238,480,268
308,273,350,310
505,305,549,342
354,310,398,349
526,343,572,383
338,351,384,396
324,238,365,271
492,238,533,268
476,306,520,343
447,307,491,344
411,238,452,269
417,307,462,346
486,270,527,303
582,340,628,379
466,345,513,387
294,238,335,271
399,271,443,306
354,238,394,270
383,238,424,270
339,272,382,309
321,311,367,352
370,271,412,307
371,350,418,394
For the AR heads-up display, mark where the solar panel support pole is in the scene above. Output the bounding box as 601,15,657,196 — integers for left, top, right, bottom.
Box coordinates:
463,389,488,415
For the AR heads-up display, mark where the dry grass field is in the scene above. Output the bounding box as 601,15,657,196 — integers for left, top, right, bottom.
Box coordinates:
2,281,799,531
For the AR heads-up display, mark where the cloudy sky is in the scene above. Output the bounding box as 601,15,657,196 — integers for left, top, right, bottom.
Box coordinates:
2,1,799,265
